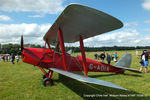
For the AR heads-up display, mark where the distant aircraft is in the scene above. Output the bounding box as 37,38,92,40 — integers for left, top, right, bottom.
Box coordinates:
21,4,140,90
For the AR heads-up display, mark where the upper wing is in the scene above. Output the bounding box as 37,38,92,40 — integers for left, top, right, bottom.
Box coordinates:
44,4,123,45
50,68,127,90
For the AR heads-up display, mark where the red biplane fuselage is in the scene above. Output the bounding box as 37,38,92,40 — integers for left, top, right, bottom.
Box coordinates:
22,47,123,73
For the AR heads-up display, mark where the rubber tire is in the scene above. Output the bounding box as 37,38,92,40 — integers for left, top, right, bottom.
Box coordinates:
43,78,53,86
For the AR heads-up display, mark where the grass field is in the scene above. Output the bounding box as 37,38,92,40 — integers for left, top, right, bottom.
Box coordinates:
0,50,150,100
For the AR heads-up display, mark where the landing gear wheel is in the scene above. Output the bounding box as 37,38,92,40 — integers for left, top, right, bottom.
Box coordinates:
43,78,53,86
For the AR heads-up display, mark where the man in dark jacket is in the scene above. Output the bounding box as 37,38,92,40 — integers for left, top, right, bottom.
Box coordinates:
11,54,15,64
106,53,111,64
100,52,105,63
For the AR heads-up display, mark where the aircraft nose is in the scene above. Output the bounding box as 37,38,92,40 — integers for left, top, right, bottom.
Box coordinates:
22,48,40,66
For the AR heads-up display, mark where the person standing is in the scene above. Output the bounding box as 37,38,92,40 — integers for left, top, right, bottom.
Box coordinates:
100,52,106,63
11,54,15,64
113,52,118,63
94,53,98,59
106,53,111,64
0,56,1,61
136,50,139,56
139,50,149,73
16,55,20,63
5,56,8,62
8,55,10,62
2,56,5,62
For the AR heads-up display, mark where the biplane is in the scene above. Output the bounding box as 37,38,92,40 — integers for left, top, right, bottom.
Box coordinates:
21,4,140,90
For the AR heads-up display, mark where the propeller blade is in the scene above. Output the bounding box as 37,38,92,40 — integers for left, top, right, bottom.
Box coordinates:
21,35,24,52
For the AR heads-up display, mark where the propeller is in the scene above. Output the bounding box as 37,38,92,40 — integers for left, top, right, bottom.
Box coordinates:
21,35,24,52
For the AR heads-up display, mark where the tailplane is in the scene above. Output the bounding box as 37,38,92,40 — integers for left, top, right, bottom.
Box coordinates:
114,54,140,73
115,54,131,68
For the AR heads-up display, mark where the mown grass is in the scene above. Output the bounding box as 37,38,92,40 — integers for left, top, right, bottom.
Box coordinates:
0,50,150,100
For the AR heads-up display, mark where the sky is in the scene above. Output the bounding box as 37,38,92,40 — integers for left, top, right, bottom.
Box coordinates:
0,0,150,47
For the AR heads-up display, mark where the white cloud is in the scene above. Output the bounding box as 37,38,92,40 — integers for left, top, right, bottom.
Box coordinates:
134,40,141,43
0,23,51,45
83,29,140,47
124,22,138,27
0,0,65,14
143,28,150,31
0,23,149,47
142,0,150,11
144,19,150,23
0,15,12,21
28,14,45,18
66,29,150,47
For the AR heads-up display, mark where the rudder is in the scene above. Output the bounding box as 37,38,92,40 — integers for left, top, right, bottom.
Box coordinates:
114,54,131,68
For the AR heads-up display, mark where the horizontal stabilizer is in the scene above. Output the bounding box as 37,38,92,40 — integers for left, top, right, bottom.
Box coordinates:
114,66,141,73
67,49,72,55
115,54,131,68
114,54,140,73
50,68,127,90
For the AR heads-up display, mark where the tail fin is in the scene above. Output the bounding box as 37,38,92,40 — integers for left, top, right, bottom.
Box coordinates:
67,49,72,55
114,54,141,73
114,54,131,68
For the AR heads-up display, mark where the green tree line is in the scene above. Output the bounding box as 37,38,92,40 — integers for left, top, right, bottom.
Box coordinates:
0,43,43,55
0,43,150,55
66,46,150,52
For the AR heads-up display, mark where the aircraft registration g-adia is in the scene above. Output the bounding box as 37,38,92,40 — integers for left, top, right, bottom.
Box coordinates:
21,4,140,90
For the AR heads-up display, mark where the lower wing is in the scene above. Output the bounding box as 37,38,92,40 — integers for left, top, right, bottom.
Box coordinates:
50,68,127,90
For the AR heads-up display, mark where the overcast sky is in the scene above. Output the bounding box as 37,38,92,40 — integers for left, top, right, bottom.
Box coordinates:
0,0,150,47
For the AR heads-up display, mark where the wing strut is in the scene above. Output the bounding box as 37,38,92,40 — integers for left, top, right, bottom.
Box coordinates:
55,43,60,52
58,28,67,71
44,39,51,49
79,35,88,76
